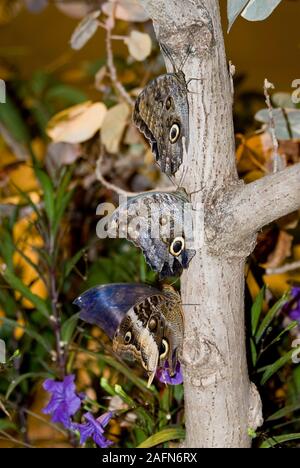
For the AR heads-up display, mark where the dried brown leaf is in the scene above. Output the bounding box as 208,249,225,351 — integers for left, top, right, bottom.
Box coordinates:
125,31,152,61
102,0,149,22
70,10,101,50
263,231,293,269
101,103,130,153
47,101,107,144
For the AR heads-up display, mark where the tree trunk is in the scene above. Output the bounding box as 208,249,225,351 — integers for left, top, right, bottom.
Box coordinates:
140,0,300,448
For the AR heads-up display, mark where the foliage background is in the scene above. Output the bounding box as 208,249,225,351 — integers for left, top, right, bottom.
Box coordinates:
0,0,299,448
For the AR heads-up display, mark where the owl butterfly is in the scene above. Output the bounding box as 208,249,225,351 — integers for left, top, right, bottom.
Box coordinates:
133,43,190,175
74,283,184,386
103,189,196,278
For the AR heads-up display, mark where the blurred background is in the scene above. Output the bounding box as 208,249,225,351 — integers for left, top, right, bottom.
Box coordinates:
0,0,299,449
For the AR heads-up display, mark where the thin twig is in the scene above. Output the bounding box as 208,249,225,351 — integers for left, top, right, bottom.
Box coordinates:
266,260,300,276
96,155,135,197
96,153,176,197
264,79,281,173
0,430,35,449
47,225,65,378
105,8,134,107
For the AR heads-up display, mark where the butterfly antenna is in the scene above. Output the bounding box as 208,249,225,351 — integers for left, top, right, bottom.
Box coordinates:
169,278,180,288
160,42,177,73
179,43,193,71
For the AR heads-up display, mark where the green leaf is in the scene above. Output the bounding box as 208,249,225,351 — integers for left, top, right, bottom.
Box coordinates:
100,377,115,397
241,0,282,22
115,384,154,434
255,294,288,344
2,268,50,318
267,321,298,348
64,248,85,280
267,403,300,422
227,0,249,31
0,420,16,431
52,189,74,239
251,287,265,336
0,227,15,271
260,347,300,385
78,347,155,396
1,317,51,352
0,289,18,316
61,312,80,343
45,85,87,105
255,108,300,140
13,185,41,220
250,338,257,367
228,0,282,32
5,372,52,399
137,427,185,448
35,168,55,227
260,433,300,448
0,95,30,144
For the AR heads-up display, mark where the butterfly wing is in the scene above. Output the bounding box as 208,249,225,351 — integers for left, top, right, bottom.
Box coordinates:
74,283,160,339
74,284,184,386
159,285,184,374
113,293,166,385
133,72,189,175
107,191,195,277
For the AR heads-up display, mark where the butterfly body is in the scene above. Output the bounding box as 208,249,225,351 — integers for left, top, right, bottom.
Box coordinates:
107,190,195,277
74,283,184,386
133,70,189,175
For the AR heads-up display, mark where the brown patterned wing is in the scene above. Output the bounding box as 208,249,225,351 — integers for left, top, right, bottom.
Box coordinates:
113,290,184,386
133,71,189,175
106,191,196,278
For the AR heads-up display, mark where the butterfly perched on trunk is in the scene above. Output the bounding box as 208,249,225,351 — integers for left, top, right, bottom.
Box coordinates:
74,283,184,387
102,189,195,277
133,43,189,175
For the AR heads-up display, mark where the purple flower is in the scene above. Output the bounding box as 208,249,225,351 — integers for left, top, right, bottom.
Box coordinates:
156,361,183,385
289,287,300,322
73,412,113,448
42,375,82,429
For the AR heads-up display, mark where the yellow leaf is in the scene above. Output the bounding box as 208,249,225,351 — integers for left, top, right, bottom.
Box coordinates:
9,164,39,194
101,103,130,154
47,101,107,144
13,314,25,341
243,170,264,183
13,212,40,244
20,278,48,309
125,31,152,61
0,310,4,327
263,273,290,297
294,245,300,260
246,268,261,302
102,0,149,22
55,1,91,19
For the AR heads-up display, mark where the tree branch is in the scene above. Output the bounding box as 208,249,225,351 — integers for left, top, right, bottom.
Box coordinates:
140,0,255,448
209,164,300,251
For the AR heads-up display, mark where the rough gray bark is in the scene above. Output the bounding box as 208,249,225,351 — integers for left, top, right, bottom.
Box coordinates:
139,0,300,448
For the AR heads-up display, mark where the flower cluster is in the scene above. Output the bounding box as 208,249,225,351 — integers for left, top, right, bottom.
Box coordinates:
287,287,300,322
42,374,113,448
156,361,183,385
